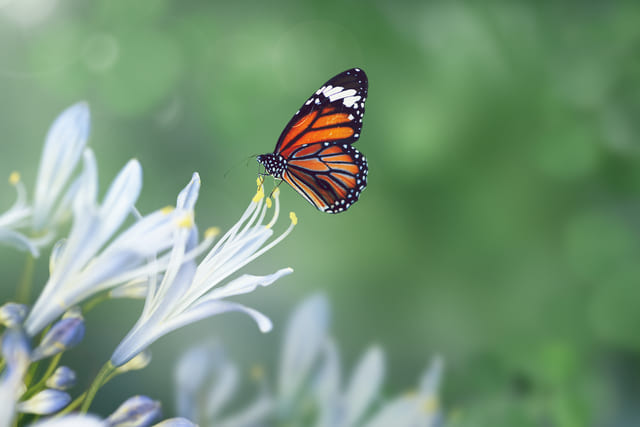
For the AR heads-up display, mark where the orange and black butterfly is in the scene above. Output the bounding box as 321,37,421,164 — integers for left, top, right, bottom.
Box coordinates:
257,68,368,213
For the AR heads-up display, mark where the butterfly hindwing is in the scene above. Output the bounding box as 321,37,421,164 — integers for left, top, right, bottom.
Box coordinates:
282,142,368,213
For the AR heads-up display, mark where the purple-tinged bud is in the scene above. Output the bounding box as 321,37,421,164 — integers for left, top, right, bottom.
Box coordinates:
45,366,76,390
31,309,84,361
106,396,161,427
17,389,71,414
0,303,28,328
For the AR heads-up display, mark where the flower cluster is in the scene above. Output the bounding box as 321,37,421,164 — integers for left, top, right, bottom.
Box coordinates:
173,294,445,427
0,103,296,426
0,102,447,427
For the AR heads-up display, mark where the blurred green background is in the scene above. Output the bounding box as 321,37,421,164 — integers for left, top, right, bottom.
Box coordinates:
2,0,640,425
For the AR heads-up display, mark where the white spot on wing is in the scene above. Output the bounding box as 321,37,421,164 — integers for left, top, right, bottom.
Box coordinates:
343,95,362,108
323,86,343,97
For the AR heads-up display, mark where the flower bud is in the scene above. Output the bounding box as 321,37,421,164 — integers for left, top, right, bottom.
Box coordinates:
107,396,161,427
116,350,152,374
45,366,76,390
17,389,71,414
31,309,84,361
0,303,28,328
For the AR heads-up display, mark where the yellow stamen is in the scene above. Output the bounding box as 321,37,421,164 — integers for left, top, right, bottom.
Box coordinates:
253,185,265,203
250,364,265,381
289,211,298,225
177,214,194,228
421,397,439,414
273,187,280,197
266,198,272,209
256,176,264,187
404,389,418,398
8,171,20,185
205,226,220,239
160,206,174,215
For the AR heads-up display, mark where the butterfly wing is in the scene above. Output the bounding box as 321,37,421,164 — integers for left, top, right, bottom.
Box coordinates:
274,68,368,159
281,142,368,213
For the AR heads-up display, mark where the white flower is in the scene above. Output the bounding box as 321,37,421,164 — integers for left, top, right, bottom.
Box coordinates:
278,294,331,415
25,154,198,335
364,357,445,427
314,344,386,427
0,173,40,256
32,102,90,232
0,103,89,257
174,341,272,427
111,179,295,366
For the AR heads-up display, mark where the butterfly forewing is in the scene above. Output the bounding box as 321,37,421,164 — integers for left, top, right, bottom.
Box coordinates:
275,68,368,157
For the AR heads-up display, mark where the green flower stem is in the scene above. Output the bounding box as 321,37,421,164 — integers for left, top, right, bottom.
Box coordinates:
80,361,116,413
82,292,110,313
22,353,62,400
16,253,35,304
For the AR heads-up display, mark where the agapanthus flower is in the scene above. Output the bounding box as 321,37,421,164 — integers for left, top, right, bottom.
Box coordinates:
31,102,90,233
0,102,89,256
172,294,446,427
278,293,330,414
111,178,295,366
25,154,206,335
364,357,444,427
174,340,272,426
0,173,38,256
313,343,386,427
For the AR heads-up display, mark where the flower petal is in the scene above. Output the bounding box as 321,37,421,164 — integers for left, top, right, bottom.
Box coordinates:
200,268,293,302
33,102,90,231
343,345,385,427
0,227,39,256
278,294,330,404
313,339,341,427
362,396,421,427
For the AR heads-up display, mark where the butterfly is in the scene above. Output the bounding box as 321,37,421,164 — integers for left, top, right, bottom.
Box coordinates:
257,68,368,214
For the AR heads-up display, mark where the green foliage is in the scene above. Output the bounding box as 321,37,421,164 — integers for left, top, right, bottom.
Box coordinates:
1,0,640,424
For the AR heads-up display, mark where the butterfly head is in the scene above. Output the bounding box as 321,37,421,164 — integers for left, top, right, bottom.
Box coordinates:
257,153,285,179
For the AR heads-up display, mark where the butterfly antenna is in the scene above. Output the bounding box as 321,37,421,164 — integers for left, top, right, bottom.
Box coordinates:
223,154,259,180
